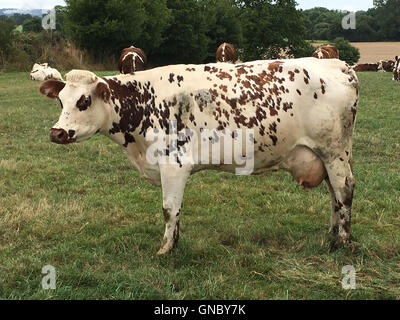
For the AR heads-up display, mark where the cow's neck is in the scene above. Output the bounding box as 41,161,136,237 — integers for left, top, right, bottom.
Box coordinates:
102,76,155,149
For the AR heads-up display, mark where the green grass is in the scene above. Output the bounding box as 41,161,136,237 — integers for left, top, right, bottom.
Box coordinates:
0,71,399,300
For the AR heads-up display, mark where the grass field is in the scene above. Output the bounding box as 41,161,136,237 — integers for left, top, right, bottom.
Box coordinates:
0,71,399,300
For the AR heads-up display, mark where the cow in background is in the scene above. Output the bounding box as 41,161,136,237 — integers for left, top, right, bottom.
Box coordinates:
216,43,237,63
119,46,147,74
394,56,400,81
377,60,395,73
30,63,63,81
312,45,340,59
353,63,379,72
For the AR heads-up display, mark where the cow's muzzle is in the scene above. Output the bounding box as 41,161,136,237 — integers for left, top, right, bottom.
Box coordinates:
50,128,76,144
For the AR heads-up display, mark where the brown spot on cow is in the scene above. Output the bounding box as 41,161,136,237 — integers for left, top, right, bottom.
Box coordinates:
219,85,228,93
216,71,233,81
269,107,278,117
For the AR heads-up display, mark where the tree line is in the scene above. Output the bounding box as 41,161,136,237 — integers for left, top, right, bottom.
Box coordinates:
3,0,397,71
62,0,314,65
0,0,315,71
303,0,400,42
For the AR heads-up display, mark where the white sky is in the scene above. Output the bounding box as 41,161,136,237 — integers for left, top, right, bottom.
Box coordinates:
0,0,65,9
0,0,375,11
296,0,374,12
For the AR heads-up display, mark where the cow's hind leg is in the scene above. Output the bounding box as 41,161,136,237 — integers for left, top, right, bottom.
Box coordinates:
323,159,356,251
326,178,339,235
157,165,191,255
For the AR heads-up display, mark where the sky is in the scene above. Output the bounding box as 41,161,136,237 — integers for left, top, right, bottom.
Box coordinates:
0,0,65,9
296,0,374,12
0,0,375,11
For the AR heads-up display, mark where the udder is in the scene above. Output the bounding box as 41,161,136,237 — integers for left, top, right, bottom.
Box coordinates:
281,146,327,191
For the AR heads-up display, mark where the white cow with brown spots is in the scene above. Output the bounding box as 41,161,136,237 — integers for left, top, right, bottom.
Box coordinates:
39,58,359,255
30,63,63,81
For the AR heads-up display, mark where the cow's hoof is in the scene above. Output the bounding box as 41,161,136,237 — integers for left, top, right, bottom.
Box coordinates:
157,238,175,255
157,247,173,256
329,226,339,236
329,237,350,253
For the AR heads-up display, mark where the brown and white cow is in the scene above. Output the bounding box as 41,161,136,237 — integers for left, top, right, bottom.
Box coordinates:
377,60,395,73
216,43,237,63
312,45,339,60
30,63,63,81
393,56,400,81
118,46,147,74
353,63,379,72
39,58,359,255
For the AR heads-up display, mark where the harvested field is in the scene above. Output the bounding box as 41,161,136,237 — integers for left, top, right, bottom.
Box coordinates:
351,42,400,64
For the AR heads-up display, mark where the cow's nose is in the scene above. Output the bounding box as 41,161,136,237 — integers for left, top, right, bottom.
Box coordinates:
50,128,69,144
68,130,76,139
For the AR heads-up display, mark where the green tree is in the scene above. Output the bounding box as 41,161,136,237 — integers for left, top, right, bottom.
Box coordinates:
302,6,387,42
10,13,33,25
201,0,243,62
65,0,144,59
156,0,210,65
22,17,42,33
374,0,400,40
0,17,15,67
55,6,68,36
334,37,360,65
140,0,172,56
239,0,310,61
65,0,171,61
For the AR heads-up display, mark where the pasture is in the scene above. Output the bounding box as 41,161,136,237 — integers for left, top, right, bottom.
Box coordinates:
0,70,399,300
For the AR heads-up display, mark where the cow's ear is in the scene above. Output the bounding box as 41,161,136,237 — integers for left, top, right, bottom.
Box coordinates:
39,80,66,99
96,82,111,102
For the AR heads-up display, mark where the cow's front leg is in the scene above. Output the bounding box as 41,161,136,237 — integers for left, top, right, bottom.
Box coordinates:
157,165,192,255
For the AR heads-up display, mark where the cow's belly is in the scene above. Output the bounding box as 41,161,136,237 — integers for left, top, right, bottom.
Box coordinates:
251,144,327,189
189,144,326,190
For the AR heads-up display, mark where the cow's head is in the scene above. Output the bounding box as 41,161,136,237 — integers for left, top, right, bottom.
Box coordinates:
30,63,47,80
40,70,111,144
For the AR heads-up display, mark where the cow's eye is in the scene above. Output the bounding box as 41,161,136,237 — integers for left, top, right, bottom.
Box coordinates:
77,95,91,111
